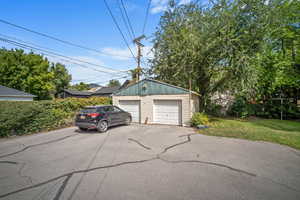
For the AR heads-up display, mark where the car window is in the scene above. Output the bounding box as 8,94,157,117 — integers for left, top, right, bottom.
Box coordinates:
113,106,122,112
101,106,113,112
80,108,97,113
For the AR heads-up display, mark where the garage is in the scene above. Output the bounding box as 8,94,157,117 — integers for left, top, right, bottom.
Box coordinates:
153,100,181,125
113,79,199,126
119,100,140,123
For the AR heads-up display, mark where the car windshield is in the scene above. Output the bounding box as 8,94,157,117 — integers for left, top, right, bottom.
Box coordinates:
80,108,97,113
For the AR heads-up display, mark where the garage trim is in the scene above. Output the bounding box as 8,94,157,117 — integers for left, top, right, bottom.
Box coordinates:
153,99,182,125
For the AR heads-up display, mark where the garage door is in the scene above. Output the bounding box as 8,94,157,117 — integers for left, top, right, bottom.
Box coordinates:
119,100,140,123
153,100,181,125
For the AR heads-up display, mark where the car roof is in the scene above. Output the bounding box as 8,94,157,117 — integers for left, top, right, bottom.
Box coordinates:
83,105,112,109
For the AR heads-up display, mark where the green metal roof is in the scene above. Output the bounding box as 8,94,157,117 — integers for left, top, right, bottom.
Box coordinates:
114,79,197,96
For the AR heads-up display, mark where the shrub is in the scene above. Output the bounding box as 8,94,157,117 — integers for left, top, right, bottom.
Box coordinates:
191,112,210,126
0,97,111,137
227,96,255,118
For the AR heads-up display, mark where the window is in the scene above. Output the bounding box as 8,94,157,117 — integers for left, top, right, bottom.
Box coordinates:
113,106,122,112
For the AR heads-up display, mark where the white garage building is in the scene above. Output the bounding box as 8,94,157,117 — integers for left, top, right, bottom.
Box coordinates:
113,79,199,126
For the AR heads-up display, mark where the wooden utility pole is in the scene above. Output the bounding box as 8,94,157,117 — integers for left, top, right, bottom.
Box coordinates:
133,35,145,81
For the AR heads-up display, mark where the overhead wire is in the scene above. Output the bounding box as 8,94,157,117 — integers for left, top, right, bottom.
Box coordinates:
0,37,131,75
119,0,136,39
0,34,131,74
117,0,134,41
0,19,137,60
142,0,152,34
102,0,137,63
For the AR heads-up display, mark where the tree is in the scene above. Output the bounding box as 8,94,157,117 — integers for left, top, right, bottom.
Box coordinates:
149,0,300,111
107,79,121,87
0,48,55,99
69,82,90,91
51,63,72,97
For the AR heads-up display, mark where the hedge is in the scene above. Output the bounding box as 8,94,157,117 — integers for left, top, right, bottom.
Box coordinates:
0,97,111,137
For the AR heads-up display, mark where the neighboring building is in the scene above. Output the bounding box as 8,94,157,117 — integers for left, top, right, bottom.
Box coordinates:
61,89,92,98
61,86,120,98
88,86,103,93
112,79,200,126
92,86,120,97
0,85,36,101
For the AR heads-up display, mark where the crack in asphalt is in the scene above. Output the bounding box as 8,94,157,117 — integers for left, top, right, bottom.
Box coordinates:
0,161,18,165
158,157,257,177
0,134,79,159
18,162,33,185
128,138,151,150
67,132,111,200
53,174,72,200
159,135,191,155
0,158,157,199
1,131,299,199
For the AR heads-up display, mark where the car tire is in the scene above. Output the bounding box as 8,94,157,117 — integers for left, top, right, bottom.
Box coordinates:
125,117,131,125
97,121,108,132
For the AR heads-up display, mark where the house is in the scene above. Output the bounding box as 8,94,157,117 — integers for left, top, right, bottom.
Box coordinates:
112,79,200,126
0,85,36,101
61,86,120,98
92,86,120,97
61,89,92,98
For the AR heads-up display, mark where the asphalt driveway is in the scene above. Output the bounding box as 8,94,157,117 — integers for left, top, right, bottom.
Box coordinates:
0,124,300,200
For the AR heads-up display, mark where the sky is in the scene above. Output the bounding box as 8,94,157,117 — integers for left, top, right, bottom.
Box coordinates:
0,0,192,86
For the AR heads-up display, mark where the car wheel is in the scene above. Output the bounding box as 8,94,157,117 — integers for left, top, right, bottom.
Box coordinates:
125,117,131,125
97,121,108,132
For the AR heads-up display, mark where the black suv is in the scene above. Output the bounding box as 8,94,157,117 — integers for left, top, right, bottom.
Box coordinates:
75,105,131,132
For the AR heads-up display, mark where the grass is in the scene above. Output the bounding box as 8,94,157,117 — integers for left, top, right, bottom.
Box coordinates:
200,118,300,150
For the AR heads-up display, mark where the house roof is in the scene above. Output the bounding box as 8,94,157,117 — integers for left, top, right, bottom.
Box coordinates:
114,79,200,96
0,85,36,97
93,86,120,94
63,89,92,96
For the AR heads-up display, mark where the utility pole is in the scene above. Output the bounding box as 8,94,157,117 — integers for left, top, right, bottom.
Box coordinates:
133,35,145,81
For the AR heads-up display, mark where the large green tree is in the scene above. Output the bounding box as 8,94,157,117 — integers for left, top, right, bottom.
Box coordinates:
51,63,72,97
107,79,121,87
150,0,300,111
0,48,72,99
69,82,90,91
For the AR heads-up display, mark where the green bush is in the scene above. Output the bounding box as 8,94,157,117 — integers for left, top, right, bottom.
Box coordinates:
228,96,255,118
191,112,210,126
0,97,111,137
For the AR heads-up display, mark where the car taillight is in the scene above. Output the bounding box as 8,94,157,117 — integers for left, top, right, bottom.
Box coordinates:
87,113,100,118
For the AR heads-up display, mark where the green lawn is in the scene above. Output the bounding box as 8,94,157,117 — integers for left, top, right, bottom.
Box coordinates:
200,118,300,150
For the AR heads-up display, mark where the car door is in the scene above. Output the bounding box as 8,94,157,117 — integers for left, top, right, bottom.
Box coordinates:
104,106,117,126
112,106,124,125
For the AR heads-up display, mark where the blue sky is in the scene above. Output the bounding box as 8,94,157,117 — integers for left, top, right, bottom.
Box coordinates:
0,0,192,85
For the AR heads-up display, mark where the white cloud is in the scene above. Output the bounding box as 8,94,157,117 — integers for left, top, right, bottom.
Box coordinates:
150,0,192,14
179,0,191,5
101,46,135,61
151,0,169,14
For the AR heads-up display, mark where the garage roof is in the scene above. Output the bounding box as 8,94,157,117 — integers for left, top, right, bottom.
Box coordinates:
114,79,199,96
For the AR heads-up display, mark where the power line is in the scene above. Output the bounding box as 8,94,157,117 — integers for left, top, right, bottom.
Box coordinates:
142,0,152,34
0,18,134,60
0,34,130,74
102,0,137,62
0,37,131,75
119,0,136,39
117,0,134,41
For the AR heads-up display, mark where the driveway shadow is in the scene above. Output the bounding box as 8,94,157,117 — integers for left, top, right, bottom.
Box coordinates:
75,124,129,134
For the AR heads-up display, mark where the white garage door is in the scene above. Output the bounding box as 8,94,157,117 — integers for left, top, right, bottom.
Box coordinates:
119,100,140,123
153,100,181,125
